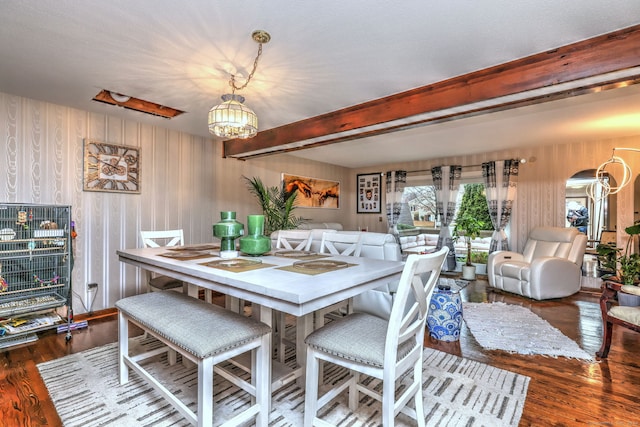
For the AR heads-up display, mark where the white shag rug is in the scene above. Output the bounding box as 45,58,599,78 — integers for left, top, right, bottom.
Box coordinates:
38,335,529,426
463,302,594,361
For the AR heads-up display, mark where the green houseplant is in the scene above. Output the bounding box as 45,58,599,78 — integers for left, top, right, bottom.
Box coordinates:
618,222,640,286
470,249,489,275
453,212,484,279
244,176,305,236
596,243,620,278
454,212,483,266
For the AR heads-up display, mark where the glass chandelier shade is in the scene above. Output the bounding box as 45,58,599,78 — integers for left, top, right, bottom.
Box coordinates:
208,94,258,139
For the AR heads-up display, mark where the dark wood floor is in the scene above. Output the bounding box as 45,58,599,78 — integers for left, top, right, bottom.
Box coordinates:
1,279,639,426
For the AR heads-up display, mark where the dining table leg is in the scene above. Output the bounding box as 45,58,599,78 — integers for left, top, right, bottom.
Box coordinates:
296,313,314,387
255,304,273,415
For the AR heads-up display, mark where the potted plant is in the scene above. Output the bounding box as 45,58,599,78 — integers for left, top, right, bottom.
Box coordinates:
244,176,305,235
453,212,483,280
613,222,640,306
595,242,620,278
470,250,489,275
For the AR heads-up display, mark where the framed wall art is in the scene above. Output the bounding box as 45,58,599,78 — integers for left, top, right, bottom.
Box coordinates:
282,173,339,209
83,140,140,193
357,173,381,213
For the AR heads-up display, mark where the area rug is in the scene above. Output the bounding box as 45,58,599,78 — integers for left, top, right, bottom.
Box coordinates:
37,335,529,426
463,302,594,361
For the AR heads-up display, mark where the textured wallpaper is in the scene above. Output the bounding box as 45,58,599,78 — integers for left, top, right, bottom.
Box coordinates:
1,91,638,313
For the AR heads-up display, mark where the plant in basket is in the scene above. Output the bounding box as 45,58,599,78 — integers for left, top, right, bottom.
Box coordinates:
596,243,621,278
618,222,640,286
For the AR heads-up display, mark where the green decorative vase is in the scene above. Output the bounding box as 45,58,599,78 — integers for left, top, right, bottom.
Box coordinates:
213,211,244,258
239,215,271,256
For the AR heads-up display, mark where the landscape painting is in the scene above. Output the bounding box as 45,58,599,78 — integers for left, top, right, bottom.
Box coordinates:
282,173,340,209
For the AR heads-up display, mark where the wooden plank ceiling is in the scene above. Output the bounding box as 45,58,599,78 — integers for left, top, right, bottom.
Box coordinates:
224,24,640,160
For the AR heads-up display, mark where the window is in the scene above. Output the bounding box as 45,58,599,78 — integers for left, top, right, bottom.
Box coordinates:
397,167,493,231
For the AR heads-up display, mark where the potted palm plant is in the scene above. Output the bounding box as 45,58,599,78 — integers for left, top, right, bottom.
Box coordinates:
453,212,483,280
244,176,305,235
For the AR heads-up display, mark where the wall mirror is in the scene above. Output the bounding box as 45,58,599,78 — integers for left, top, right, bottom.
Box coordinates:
565,169,617,247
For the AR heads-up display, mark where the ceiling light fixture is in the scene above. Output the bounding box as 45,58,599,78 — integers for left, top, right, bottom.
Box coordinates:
208,30,271,139
587,147,640,201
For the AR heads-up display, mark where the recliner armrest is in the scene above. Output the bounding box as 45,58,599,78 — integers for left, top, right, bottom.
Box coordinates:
487,250,524,286
488,250,523,266
528,256,581,300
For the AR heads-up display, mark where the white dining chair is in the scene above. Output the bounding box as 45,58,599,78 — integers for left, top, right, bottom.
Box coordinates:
139,229,186,365
304,247,449,427
140,229,185,293
275,229,313,251
314,232,364,328
272,229,315,362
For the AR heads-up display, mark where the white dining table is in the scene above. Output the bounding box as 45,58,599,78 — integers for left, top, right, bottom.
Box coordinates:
116,247,404,405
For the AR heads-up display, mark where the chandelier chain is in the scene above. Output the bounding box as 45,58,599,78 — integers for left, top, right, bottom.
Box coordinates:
229,43,264,93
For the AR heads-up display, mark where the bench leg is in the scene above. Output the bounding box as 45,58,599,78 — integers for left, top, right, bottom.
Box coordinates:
118,312,129,384
255,333,270,427
197,357,214,427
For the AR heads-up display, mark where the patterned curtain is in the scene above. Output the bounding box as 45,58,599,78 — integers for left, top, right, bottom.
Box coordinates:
482,159,519,252
385,170,407,234
431,165,462,270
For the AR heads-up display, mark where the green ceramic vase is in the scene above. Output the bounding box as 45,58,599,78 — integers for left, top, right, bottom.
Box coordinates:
239,215,271,256
213,211,244,253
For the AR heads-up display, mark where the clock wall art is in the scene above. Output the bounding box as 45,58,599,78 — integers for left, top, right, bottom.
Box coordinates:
83,139,140,193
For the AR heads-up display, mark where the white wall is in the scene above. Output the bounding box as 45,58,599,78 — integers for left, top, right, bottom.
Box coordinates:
0,92,350,313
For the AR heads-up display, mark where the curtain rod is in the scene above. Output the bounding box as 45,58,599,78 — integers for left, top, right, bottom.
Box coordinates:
406,158,525,174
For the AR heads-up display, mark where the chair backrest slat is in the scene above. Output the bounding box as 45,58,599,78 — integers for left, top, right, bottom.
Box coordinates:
275,229,313,251
319,232,363,256
140,229,184,248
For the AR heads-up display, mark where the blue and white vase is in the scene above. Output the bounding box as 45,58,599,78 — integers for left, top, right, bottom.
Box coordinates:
427,285,463,341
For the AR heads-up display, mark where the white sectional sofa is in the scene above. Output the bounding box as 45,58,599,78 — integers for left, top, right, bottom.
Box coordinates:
270,223,402,262
398,231,492,255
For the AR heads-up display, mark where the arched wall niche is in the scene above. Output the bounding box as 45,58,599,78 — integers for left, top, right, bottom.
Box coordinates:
565,169,617,246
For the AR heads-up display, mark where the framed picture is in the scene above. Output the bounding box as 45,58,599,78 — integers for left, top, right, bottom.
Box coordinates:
282,173,339,209
357,173,382,213
83,140,140,193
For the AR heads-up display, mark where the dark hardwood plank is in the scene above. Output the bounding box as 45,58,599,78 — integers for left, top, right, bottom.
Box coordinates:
2,279,639,426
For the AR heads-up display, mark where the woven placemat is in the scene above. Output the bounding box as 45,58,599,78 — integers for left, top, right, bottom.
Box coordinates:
270,250,330,261
200,259,275,273
167,244,220,251
276,260,355,276
158,251,213,260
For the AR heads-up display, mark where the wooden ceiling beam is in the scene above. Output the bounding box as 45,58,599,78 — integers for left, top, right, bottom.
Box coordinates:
224,24,640,159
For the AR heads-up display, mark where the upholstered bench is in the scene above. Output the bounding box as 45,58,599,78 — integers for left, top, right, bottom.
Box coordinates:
116,291,271,427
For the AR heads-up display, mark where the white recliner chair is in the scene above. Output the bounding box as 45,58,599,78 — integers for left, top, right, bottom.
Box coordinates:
488,226,587,300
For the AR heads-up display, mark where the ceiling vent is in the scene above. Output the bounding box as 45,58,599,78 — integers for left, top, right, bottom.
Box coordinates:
92,90,185,119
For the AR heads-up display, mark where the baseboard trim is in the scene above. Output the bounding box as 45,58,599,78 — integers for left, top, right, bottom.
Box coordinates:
74,307,117,322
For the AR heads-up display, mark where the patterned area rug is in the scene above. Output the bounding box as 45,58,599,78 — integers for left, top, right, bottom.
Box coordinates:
38,335,529,426
463,302,594,361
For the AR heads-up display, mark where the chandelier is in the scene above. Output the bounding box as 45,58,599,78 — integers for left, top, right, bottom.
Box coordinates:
587,147,640,201
208,30,271,139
